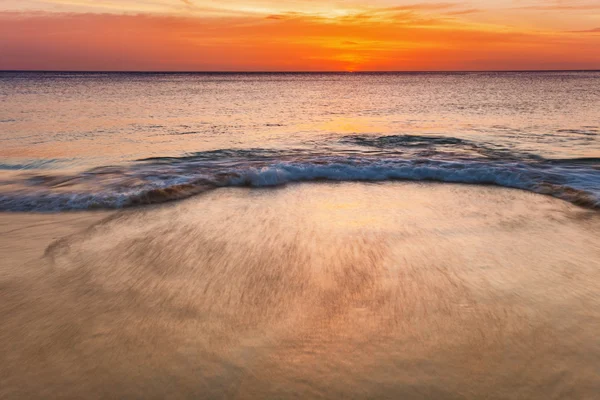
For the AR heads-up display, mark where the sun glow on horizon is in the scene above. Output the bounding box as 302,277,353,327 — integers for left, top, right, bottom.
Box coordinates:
0,0,599,71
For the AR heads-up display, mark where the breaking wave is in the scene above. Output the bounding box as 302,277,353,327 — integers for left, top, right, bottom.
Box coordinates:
1,134,599,211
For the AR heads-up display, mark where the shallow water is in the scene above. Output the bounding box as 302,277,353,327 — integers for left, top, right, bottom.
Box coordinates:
1,183,599,399
1,72,599,210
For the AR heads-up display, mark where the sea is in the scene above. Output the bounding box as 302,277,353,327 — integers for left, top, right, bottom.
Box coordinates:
0,71,599,211
2,71,600,399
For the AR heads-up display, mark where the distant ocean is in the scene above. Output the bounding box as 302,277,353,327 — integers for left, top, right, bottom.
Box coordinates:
0,71,598,211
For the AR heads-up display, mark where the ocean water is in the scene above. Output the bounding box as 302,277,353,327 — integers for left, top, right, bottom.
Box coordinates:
0,71,599,211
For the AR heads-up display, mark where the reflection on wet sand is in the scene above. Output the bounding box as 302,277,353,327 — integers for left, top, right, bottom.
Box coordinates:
1,183,600,399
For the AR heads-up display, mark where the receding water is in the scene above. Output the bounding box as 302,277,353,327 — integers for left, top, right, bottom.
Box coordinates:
2,183,600,399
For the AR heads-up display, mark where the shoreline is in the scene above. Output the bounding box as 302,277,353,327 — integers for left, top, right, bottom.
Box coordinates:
1,182,599,399
1,178,599,213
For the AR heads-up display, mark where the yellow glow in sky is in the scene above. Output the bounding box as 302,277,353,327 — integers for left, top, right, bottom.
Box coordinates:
1,0,599,71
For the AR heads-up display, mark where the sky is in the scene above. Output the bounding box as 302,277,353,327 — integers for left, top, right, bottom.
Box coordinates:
0,0,599,71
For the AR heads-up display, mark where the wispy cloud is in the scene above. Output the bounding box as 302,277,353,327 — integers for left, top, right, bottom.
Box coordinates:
515,3,600,11
569,27,600,33
1,10,599,71
445,8,481,16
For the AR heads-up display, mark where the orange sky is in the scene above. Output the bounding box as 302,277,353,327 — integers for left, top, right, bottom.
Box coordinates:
1,1,599,71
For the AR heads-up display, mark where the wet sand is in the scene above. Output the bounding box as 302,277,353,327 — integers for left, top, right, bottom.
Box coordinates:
1,182,599,399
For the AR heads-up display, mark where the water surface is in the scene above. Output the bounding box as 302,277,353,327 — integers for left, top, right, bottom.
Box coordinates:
1,72,599,210
1,183,599,399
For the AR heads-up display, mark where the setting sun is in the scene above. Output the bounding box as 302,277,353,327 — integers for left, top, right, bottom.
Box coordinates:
1,2,600,399
1,0,599,71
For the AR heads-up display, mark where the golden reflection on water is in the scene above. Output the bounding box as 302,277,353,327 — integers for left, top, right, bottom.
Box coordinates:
1,182,599,399
3,73,600,165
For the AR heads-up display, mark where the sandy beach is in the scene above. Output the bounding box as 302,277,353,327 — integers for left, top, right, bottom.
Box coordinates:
1,182,599,399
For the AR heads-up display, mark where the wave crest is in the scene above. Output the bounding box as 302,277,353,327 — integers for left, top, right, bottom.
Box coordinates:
1,156,598,211
1,135,599,211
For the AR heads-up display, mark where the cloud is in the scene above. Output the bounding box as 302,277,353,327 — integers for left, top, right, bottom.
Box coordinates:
0,10,598,71
445,8,482,16
516,4,600,11
382,2,460,12
569,27,600,33
265,12,304,20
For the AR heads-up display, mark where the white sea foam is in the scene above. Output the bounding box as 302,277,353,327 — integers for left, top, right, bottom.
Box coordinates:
1,156,598,211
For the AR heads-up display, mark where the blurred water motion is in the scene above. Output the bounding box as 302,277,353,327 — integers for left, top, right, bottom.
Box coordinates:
1,183,599,399
1,72,599,211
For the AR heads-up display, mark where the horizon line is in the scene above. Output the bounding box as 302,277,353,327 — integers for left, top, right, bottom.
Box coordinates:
1,69,600,74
